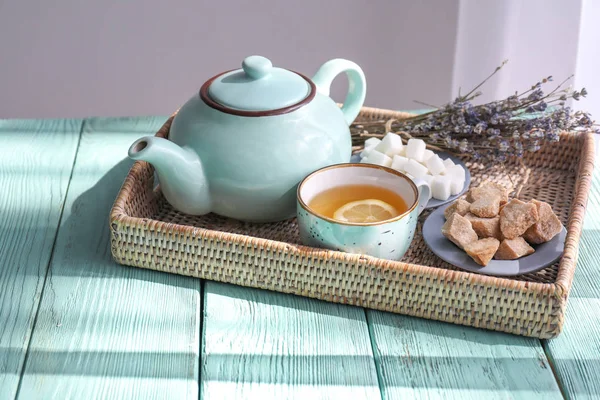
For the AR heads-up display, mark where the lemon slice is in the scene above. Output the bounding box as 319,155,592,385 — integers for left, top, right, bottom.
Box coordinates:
333,199,398,223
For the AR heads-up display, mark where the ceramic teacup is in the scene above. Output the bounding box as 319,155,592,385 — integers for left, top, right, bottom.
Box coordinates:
296,164,431,261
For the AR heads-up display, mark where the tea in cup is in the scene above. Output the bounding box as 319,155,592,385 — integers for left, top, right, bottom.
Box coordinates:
296,164,430,260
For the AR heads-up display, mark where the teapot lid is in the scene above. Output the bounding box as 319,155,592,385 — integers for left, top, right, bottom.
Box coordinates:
201,56,315,116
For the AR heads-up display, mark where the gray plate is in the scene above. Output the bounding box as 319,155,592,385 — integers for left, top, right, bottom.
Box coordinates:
350,151,471,210
422,204,567,277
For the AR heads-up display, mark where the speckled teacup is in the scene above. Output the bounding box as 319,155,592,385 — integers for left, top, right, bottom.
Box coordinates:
297,163,430,261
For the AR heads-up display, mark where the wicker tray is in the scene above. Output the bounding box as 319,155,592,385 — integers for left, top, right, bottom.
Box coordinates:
110,107,595,339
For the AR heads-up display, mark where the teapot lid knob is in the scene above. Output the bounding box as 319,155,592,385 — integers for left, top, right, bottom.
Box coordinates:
242,56,272,80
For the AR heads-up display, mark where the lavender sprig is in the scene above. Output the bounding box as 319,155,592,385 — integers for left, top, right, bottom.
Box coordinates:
351,61,597,162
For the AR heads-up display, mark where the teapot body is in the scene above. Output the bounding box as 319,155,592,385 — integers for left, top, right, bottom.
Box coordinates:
169,91,351,222
128,56,366,222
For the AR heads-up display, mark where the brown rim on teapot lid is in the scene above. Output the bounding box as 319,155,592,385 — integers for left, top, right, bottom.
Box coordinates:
199,56,316,117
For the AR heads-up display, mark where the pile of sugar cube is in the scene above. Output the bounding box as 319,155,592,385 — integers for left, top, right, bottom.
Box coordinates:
360,133,466,201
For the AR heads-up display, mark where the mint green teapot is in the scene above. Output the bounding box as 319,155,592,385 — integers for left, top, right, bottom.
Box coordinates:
128,55,366,222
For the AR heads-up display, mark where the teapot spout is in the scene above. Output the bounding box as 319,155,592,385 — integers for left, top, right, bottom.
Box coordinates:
128,136,212,215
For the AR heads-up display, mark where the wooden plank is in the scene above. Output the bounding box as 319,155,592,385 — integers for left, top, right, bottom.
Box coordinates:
201,282,381,399
367,310,563,399
17,117,202,399
542,154,600,399
0,119,81,400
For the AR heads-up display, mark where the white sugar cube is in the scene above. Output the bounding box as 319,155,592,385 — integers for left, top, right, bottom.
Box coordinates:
450,176,465,195
406,138,426,162
360,157,371,164
360,146,374,159
404,172,415,180
421,149,434,163
374,132,404,157
445,165,466,181
403,159,429,179
391,155,409,172
443,158,455,169
364,137,381,148
425,155,445,175
431,176,452,201
367,150,392,167
421,174,434,185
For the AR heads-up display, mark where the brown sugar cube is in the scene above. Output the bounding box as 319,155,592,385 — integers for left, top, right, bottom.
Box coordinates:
494,237,535,260
444,199,471,220
464,238,500,266
467,182,510,205
499,202,507,214
464,213,502,239
470,196,501,218
523,199,563,244
441,213,478,250
500,199,539,239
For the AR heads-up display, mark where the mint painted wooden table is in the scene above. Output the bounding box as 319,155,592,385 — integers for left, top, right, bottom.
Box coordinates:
1,117,599,399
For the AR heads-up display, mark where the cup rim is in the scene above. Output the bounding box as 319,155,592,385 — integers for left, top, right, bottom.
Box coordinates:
297,163,419,226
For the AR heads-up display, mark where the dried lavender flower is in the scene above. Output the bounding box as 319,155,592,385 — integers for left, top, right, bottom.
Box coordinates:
350,61,596,162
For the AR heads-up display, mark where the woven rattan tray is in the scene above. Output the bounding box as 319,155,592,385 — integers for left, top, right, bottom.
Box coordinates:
110,107,595,338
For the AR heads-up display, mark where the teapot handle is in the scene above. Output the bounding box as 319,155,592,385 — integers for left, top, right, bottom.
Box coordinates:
312,59,366,125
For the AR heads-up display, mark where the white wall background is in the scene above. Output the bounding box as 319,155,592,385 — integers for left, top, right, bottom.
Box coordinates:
453,0,582,104
0,0,598,119
574,0,600,115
